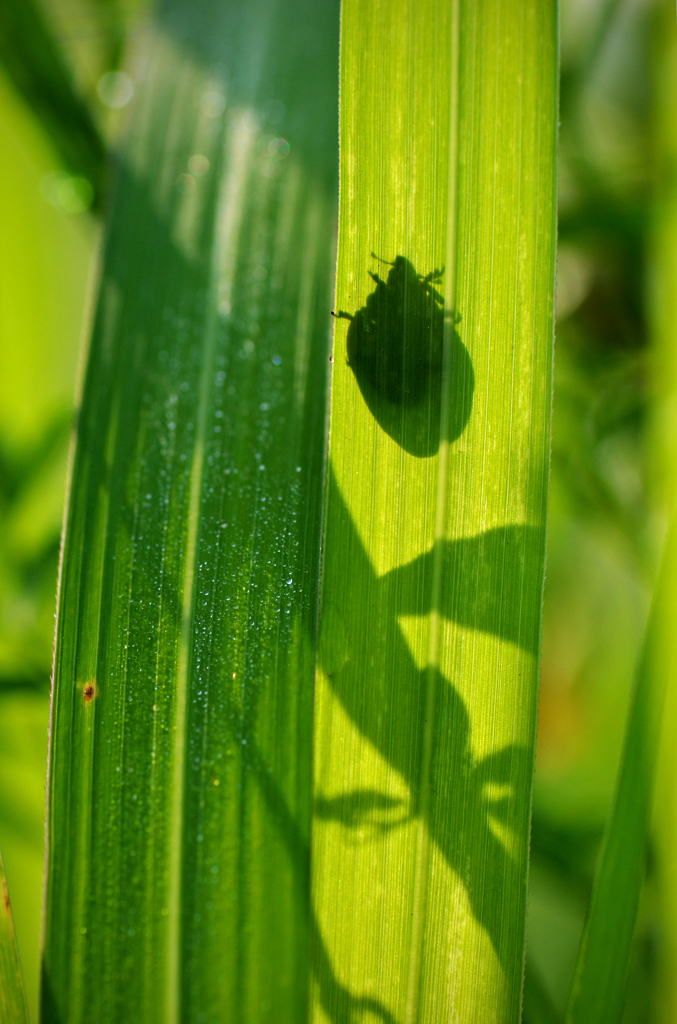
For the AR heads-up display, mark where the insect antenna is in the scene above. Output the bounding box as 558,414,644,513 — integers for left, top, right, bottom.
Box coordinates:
421,267,444,283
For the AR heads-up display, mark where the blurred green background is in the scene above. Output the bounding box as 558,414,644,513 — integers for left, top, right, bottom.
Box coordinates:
0,0,674,1020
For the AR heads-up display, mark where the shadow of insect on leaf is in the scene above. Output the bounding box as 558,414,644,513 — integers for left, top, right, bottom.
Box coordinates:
236,734,400,1024
314,789,411,840
333,255,474,457
318,468,539,981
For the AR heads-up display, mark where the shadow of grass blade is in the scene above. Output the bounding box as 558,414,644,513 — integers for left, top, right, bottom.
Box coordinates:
311,1,558,1021
41,1,339,1021
566,518,677,1024
0,0,106,209
0,849,28,1024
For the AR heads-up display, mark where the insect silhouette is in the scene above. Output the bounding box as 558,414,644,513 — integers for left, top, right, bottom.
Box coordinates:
333,254,474,457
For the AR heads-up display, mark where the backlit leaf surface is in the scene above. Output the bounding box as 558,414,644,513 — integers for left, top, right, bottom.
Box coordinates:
311,1,558,1021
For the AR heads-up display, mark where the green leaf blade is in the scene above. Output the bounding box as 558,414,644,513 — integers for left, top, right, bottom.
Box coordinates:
42,3,339,1021
311,1,558,1021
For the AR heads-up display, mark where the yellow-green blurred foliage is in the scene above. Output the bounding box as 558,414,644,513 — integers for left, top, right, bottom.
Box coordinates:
0,61,94,1024
528,0,663,1019
0,1,148,1015
0,0,675,1021
650,2,677,1022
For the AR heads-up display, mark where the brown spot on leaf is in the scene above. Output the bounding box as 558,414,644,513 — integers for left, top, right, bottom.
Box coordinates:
2,877,17,937
82,681,98,703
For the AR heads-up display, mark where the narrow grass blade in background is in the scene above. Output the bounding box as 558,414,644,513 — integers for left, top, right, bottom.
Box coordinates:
565,516,677,1022
42,1,339,1021
312,1,558,1021
649,4,677,1014
0,849,28,1024
0,0,106,209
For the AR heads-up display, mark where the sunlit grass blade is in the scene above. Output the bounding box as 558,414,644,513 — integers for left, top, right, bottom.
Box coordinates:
311,1,558,1021
0,849,28,1024
565,517,677,1024
650,2,677,1013
42,1,339,1021
0,0,105,207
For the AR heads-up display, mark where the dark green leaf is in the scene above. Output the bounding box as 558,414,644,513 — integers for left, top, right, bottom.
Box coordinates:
42,1,339,1020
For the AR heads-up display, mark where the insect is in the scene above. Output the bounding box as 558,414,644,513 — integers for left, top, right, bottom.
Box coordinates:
332,255,473,457
334,254,445,404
